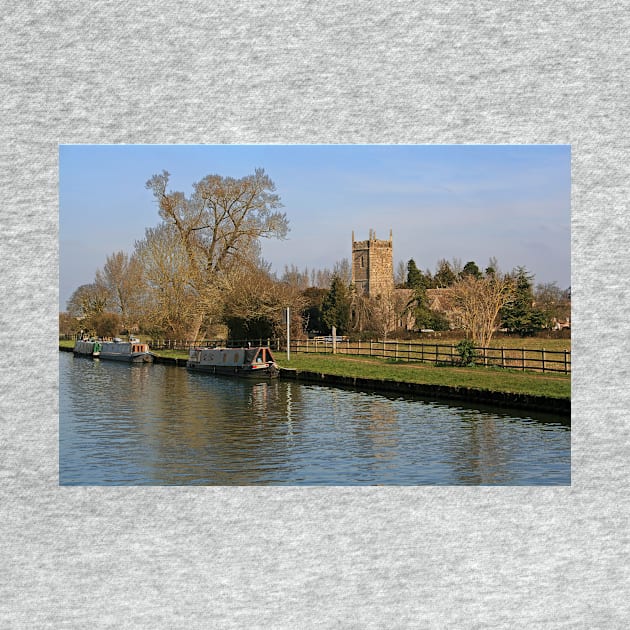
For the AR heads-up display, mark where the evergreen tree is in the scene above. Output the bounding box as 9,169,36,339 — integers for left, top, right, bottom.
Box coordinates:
461,261,482,279
434,259,456,287
321,275,351,334
406,259,424,288
500,267,546,335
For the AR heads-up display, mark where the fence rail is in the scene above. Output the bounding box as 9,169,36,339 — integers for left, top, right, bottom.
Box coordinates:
289,339,571,374
145,337,570,374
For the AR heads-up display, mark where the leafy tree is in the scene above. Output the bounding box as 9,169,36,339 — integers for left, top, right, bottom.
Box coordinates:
434,259,456,287
461,261,482,279
321,275,351,334
500,267,546,335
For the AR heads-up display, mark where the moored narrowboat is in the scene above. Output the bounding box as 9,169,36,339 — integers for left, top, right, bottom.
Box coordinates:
186,346,279,378
73,340,102,357
99,341,153,363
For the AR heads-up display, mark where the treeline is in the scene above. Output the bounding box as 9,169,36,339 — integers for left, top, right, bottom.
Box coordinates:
60,168,570,345
399,257,571,338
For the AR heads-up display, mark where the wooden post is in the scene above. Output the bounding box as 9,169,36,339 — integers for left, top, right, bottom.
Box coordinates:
542,348,546,373
286,307,290,362
564,349,568,374
522,347,525,371
501,347,505,368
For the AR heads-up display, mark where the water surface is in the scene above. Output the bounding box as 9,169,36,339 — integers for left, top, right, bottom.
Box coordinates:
59,352,570,485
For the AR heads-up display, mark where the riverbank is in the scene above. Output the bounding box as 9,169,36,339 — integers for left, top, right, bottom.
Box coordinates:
60,342,570,415
279,367,569,415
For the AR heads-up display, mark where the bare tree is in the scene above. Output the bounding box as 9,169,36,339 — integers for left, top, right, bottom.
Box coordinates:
281,264,310,290
446,273,515,347
144,169,289,339
394,260,407,287
223,264,307,339
134,223,212,339
67,282,109,318
332,258,352,286
95,251,144,331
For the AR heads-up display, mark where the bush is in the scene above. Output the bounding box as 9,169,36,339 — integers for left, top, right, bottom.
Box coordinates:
456,339,477,367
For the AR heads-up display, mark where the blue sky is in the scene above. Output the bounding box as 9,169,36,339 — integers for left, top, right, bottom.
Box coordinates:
59,144,570,309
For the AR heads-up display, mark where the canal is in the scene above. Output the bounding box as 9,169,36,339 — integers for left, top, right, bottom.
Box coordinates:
59,352,570,485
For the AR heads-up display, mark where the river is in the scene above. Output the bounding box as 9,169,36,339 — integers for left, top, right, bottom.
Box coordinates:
59,352,570,485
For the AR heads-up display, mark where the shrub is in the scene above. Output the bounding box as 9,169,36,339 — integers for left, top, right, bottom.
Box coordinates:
456,339,477,367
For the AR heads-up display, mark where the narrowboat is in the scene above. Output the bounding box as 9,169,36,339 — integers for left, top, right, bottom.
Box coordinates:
186,346,279,378
99,340,153,363
73,339,102,357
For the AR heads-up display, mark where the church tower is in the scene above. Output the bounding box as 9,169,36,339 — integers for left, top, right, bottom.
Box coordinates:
351,229,394,297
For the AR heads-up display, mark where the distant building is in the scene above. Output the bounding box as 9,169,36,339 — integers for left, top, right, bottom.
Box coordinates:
350,230,454,332
351,229,395,297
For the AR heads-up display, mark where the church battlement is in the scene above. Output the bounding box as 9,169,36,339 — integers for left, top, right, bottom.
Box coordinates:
351,229,394,297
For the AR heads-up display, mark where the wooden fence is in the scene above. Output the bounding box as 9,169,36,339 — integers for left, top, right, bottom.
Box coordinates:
148,337,571,374
289,338,571,374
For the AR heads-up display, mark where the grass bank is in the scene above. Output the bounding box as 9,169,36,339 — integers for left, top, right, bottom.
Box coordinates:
276,354,570,400
60,340,570,400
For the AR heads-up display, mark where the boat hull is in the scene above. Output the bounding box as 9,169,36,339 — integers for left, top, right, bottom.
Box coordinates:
99,352,153,363
73,340,101,358
186,361,278,378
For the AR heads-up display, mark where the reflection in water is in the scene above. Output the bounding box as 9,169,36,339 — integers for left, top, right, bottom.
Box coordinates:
59,352,570,486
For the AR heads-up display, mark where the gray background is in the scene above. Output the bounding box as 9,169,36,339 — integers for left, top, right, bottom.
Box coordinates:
1,1,627,627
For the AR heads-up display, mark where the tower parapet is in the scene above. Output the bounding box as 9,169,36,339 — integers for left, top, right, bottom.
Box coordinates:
351,229,394,297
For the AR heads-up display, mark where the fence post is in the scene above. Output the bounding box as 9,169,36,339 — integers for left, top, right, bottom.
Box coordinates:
435,343,438,365
522,348,525,371
501,347,505,368
542,348,546,373
564,349,568,374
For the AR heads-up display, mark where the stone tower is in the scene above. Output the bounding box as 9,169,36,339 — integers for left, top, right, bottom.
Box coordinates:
351,229,394,297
